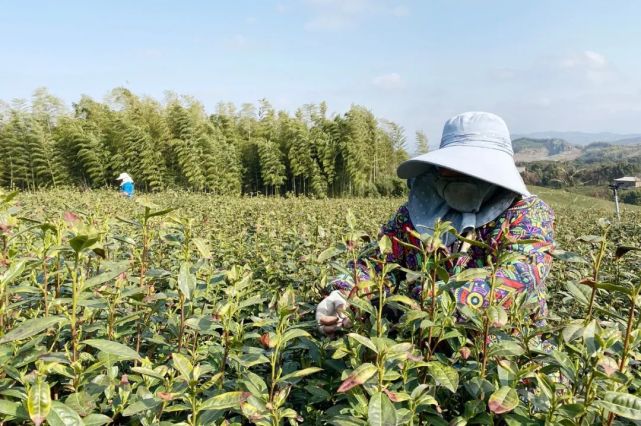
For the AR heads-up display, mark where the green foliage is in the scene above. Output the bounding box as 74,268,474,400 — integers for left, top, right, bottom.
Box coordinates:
621,189,641,205
0,88,408,196
415,130,429,156
512,137,574,155
0,188,638,424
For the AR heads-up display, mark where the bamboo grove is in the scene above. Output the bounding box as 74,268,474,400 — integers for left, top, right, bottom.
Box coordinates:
0,88,415,197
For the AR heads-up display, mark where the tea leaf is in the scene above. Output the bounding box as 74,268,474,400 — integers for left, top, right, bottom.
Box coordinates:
131,367,166,380
565,281,591,306
453,268,488,282
318,246,345,263
69,234,99,253
0,260,26,285
337,363,377,393
583,320,598,356
46,401,82,426
0,399,28,419
427,361,459,393
562,322,584,343
281,328,310,345
347,333,378,353
596,392,641,420
27,378,51,426
386,295,419,310
84,262,129,290
488,340,525,357
378,235,392,255
178,262,196,300
243,371,268,397
488,386,519,414
82,339,141,360
504,414,540,425
556,403,585,419
487,305,508,328
83,413,113,426
146,208,177,219
552,250,588,263
171,352,193,380
122,398,161,416
192,237,212,259
200,391,248,411
328,416,367,426
278,367,323,383
367,392,396,426
596,282,633,296
0,316,66,344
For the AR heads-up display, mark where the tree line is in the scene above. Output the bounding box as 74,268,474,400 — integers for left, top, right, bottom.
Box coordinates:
522,158,641,188
0,88,426,197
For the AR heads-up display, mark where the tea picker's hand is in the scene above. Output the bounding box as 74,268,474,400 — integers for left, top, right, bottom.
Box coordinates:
316,290,352,335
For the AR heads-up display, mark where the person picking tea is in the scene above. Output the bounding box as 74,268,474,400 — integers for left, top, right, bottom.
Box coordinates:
316,112,555,334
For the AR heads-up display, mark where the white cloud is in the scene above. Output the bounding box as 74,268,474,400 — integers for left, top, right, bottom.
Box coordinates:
303,0,408,31
372,72,405,89
490,50,616,87
560,50,607,70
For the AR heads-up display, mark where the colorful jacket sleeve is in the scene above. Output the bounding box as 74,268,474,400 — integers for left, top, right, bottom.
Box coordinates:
451,196,555,317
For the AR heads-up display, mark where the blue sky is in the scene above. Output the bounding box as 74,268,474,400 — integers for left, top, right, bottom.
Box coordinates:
2,0,641,149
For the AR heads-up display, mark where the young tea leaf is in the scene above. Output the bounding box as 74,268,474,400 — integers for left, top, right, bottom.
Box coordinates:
171,352,193,381
178,262,196,300
27,378,51,426
278,367,323,384
368,392,396,426
46,401,82,426
337,363,377,393
427,361,459,393
488,386,519,415
597,392,641,420
200,391,248,411
82,339,141,361
0,316,66,344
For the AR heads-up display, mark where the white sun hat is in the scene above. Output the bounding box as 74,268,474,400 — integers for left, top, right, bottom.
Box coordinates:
116,173,133,183
397,112,529,196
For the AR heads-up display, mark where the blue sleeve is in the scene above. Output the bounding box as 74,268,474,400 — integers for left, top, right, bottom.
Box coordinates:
121,182,134,197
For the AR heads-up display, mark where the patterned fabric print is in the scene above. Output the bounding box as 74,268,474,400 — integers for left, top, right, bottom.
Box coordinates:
329,195,555,319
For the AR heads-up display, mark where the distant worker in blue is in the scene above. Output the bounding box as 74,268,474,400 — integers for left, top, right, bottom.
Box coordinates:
116,173,135,198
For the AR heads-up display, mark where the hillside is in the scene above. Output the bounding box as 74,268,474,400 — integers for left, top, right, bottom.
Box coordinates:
575,143,641,164
529,185,641,212
514,131,641,145
513,137,582,162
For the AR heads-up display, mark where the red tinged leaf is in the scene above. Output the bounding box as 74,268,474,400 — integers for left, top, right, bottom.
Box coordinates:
488,386,519,414
383,388,401,402
579,277,596,288
337,363,377,393
459,347,472,360
259,333,271,349
63,211,80,224
407,353,423,362
157,392,173,401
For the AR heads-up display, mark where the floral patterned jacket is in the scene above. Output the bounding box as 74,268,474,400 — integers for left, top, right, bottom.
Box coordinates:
331,195,556,317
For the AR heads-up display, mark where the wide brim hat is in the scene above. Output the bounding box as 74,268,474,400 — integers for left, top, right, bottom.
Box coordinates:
397,112,529,196
116,173,132,181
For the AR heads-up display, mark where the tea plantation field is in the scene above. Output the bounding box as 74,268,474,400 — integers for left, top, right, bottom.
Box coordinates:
0,188,640,425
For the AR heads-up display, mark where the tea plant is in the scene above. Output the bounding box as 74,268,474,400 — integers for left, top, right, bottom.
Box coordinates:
0,189,640,425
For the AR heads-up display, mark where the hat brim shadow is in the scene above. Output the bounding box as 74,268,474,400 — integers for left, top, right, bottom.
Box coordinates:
397,145,529,196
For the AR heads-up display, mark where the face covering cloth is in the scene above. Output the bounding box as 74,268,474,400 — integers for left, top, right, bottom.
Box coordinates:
406,170,517,246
